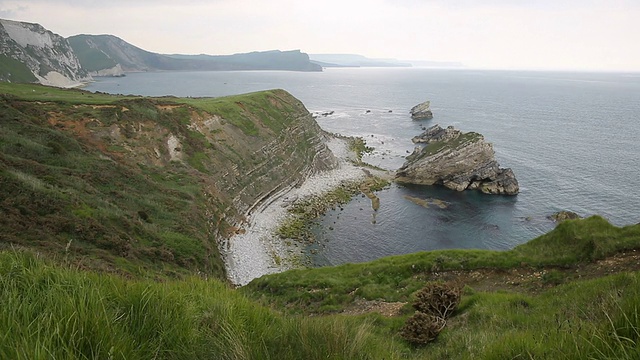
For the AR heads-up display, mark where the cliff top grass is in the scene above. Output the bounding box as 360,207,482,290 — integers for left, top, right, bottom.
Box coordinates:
0,82,133,103
413,131,483,160
177,89,303,136
0,83,302,137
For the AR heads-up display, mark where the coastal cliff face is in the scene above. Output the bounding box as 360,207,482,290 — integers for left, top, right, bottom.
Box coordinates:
0,85,335,278
396,125,519,195
0,19,90,86
68,34,322,74
1,19,321,85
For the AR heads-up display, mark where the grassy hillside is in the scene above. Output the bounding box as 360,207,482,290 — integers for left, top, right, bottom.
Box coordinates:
245,216,640,312
67,36,118,72
0,55,38,83
1,82,639,359
244,217,640,358
0,250,399,360
0,82,330,280
1,220,638,359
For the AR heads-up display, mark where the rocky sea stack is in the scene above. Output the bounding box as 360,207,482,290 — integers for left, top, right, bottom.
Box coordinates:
396,124,519,195
410,100,433,120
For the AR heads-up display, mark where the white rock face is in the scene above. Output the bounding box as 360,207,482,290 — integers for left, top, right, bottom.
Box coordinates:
167,134,184,162
36,71,84,88
0,19,91,87
2,19,55,49
90,64,125,77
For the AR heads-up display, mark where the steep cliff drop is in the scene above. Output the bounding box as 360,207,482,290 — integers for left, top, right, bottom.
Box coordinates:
396,124,519,195
0,19,90,86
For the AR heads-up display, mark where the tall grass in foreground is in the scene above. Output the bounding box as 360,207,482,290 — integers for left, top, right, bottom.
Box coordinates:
414,273,640,360
0,251,399,359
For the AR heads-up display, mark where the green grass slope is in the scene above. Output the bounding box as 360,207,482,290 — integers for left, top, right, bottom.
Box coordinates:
246,216,640,312
0,55,38,83
1,246,638,359
0,251,400,360
0,82,322,280
1,82,639,359
242,217,640,359
67,36,118,72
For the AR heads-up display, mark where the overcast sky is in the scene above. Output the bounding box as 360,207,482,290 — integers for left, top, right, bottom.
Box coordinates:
2,0,639,71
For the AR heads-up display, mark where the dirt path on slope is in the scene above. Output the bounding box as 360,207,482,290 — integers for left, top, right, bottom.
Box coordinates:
342,249,640,317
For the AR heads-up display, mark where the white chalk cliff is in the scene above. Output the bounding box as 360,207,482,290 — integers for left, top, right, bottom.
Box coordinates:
0,19,91,87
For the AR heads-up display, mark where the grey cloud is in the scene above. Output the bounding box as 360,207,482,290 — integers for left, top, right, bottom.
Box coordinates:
0,3,27,18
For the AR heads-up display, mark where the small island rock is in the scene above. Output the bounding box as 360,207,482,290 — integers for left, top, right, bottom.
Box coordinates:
410,101,433,120
396,124,519,195
548,211,581,222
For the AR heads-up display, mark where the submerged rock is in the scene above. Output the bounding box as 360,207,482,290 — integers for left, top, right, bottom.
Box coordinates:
396,124,519,195
548,211,581,222
410,100,433,120
403,195,449,209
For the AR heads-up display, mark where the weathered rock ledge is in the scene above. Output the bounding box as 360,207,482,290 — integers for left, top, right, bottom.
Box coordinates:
396,124,519,195
548,211,581,222
410,100,433,120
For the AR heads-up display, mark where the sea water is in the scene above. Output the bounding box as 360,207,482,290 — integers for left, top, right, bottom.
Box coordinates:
85,68,640,266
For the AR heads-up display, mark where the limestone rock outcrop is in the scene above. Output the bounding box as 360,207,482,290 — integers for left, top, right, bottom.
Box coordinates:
396,125,519,195
0,19,91,86
90,64,125,77
412,125,459,143
410,101,433,120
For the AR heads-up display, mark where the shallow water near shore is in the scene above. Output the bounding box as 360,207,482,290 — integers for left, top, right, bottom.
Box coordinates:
86,68,640,267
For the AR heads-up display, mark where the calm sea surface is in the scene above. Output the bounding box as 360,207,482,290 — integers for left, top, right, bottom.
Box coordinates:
85,68,640,266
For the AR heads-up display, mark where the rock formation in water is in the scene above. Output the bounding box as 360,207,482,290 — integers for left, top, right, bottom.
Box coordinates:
548,211,581,222
396,124,519,195
410,100,433,120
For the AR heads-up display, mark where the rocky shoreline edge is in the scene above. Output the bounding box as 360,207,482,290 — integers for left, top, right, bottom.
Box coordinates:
222,136,390,286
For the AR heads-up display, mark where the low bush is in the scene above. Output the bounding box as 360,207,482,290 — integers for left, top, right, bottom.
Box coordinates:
400,312,447,345
400,281,462,345
413,281,462,319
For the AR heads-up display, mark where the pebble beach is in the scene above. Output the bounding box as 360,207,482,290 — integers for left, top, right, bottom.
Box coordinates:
222,137,368,286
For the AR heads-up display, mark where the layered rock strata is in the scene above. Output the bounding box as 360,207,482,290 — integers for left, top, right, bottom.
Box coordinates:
410,100,433,120
396,125,519,195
